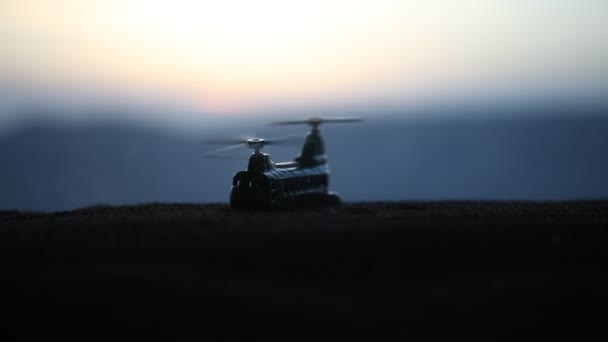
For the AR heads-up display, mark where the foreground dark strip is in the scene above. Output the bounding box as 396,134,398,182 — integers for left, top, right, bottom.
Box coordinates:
1,201,608,338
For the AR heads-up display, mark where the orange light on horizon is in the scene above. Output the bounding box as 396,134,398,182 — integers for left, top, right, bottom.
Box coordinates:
2,0,608,115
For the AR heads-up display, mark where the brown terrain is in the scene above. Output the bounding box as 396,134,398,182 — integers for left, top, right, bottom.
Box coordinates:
2,201,608,338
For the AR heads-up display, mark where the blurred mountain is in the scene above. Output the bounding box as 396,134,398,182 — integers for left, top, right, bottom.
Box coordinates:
1,108,608,211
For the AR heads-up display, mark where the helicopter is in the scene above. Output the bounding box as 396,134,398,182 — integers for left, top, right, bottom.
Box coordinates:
204,117,362,209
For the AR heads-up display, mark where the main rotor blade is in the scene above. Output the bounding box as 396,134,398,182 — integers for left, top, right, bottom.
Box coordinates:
203,132,263,145
318,118,363,124
271,117,363,126
203,135,301,147
271,120,311,125
202,138,248,145
202,142,246,158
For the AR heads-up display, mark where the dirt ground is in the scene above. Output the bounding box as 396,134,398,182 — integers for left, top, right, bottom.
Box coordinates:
2,201,608,338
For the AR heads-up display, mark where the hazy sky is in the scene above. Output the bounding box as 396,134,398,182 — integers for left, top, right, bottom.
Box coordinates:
1,0,607,121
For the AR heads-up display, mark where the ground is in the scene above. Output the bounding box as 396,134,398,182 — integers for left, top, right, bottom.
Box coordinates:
2,201,608,338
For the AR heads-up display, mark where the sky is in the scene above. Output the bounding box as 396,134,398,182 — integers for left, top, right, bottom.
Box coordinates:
1,0,608,128
1,1,608,208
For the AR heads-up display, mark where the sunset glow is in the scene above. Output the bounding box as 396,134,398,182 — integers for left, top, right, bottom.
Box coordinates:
2,0,607,114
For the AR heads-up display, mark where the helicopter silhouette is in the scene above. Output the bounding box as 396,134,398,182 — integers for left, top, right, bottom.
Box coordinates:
204,117,362,208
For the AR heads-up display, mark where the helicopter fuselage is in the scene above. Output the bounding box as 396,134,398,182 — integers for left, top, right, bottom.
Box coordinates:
230,130,331,208
224,119,359,209
230,159,329,209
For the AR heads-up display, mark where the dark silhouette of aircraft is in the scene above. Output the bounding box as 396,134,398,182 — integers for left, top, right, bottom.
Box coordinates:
204,117,362,208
